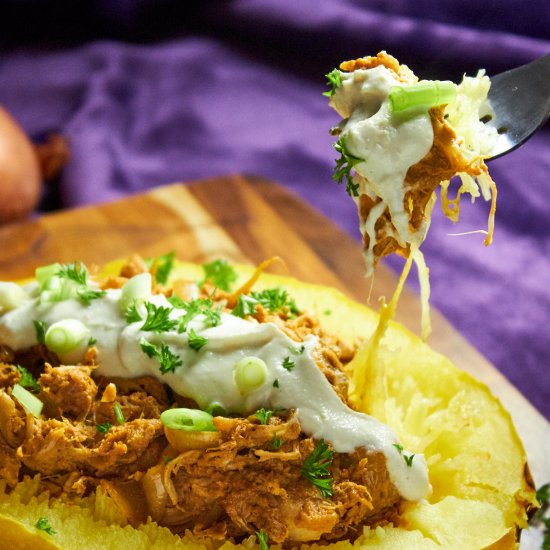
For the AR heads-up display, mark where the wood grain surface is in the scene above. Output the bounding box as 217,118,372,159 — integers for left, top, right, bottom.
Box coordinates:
0,174,548,489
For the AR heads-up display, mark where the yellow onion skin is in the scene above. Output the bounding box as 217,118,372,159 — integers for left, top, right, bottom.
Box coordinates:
0,106,41,224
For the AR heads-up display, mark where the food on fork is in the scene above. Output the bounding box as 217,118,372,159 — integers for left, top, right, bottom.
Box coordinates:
326,52,498,280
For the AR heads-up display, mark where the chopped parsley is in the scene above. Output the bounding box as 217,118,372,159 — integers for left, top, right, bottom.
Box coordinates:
187,328,208,351
250,287,300,315
271,433,283,450
232,294,258,318
172,297,221,333
530,483,550,548
201,259,238,291
125,303,143,323
35,517,56,536
96,422,112,434
33,320,47,345
77,288,106,305
254,408,273,425
55,261,107,306
272,378,280,388
140,302,177,332
282,357,295,371
113,403,125,425
322,68,343,97
301,439,334,498
57,262,87,286
393,443,415,467
291,344,305,355
333,136,362,197
153,251,175,285
88,336,97,346
140,338,183,374
16,365,40,392
256,530,270,550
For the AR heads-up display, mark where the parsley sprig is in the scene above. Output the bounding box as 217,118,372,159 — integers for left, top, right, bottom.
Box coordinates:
152,251,175,285
282,357,295,371
256,530,270,550
57,262,88,286
201,259,238,291
78,288,107,305
56,261,106,305
96,422,112,434
250,287,300,316
35,517,56,536
140,302,177,332
530,483,550,548
169,296,221,332
187,328,208,351
140,338,183,374
232,294,258,318
322,68,343,98
301,439,334,497
393,443,415,467
254,408,273,425
33,320,47,345
333,136,362,197
16,365,40,392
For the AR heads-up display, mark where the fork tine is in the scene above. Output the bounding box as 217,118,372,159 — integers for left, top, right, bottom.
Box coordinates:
486,53,550,159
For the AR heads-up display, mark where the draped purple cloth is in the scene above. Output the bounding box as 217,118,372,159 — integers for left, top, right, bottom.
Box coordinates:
0,0,549,418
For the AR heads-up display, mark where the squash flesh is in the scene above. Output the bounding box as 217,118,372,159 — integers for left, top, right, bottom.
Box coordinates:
0,259,536,548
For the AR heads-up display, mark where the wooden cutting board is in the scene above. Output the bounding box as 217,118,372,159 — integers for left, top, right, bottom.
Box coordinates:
0,174,548,488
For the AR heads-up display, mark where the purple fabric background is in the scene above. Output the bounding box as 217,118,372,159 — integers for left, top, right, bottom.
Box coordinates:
0,1,549,419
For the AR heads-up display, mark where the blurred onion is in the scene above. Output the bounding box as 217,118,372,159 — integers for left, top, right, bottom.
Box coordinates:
0,107,41,223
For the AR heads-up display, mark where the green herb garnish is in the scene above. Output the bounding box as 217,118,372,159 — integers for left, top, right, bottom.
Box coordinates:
113,403,125,425
273,379,280,388
96,422,112,434
33,320,47,345
201,259,238,291
140,302,177,332
35,517,56,536
301,439,334,497
282,357,295,371
16,365,40,392
256,529,270,550
250,287,300,315
232,294,258,318
530,483,550,548
393,443,415,467
271,433,283,450
173,297,221,333
254,408,273,425
187,328,208,351
333,136,362,197
140,338,183,374
125,303,143,323
153,251,175,285
57,262,87,286
322,68,343,98
88,336,97,346
77,288,106,305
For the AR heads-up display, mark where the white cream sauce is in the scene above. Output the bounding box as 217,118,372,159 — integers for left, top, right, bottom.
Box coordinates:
330,66,435,275
0,285,429,501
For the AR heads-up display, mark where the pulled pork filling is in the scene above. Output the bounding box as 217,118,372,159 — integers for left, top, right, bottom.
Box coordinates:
0,257,405,545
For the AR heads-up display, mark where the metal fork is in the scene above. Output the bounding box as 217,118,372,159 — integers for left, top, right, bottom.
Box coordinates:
485,53,550,160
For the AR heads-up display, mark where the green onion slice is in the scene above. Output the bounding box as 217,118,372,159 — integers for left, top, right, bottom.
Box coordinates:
45,319,89,354
160,408,217,432
119,272,152,313
389,81,457,114
233,356,268,395
0,282,29,313
12,384,43,417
